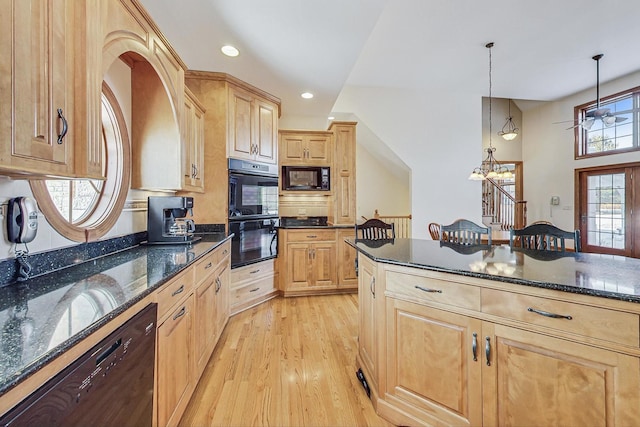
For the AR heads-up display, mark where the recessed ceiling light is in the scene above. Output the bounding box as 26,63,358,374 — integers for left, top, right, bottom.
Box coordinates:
328,116,335,120
221,45,239,57
301,92,314,99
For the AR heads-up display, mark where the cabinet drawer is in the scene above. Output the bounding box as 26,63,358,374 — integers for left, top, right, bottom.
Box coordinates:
230,276,276,307
481,288,640,347
230,259,275,286
286,229,335,242
385,269,481,311
157,268,195,319
194,242,230,285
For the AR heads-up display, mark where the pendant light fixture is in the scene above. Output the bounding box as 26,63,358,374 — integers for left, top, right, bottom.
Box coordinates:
498,99,519,140
469,43,513,181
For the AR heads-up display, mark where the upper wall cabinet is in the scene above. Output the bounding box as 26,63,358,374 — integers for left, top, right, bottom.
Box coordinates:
279,130,332,166
0,0,78,178
182,87,205,193
228,85,278,164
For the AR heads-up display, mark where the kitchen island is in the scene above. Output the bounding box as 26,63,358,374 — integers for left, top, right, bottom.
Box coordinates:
0,233,231,425
348,238,640,427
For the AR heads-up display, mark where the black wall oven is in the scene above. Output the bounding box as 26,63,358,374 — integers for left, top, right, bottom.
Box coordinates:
228,158,279,268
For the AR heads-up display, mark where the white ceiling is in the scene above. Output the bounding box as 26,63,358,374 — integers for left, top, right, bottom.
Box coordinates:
138,0,640,118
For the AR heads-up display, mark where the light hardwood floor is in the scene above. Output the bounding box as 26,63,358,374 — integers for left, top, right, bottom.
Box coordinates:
179,294,392,427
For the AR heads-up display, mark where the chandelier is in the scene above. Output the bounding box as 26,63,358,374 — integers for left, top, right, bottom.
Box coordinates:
498,99,519,140
468,42,513,181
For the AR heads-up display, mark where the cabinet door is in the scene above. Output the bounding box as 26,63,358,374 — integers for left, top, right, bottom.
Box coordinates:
254,99,277,164
311,242,336,287
286,243,312,288
385,297,483,426
194,275,216,374
156,295,194,427
482,323,640,427
214,260,230,339
4,0,74,175
228,86,253,160
337,229,357,288
306,135,331,164
182,89,205,192
358,255,378,385
280,134,305,163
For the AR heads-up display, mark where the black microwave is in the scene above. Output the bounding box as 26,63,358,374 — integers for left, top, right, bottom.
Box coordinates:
282,166,330,191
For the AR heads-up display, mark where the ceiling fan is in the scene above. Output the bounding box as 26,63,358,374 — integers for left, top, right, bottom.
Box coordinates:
562,54,627,130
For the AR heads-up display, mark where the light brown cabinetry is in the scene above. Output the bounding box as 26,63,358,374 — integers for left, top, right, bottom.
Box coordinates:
337,228,357,288
0,0,76,177
184,72,281,224
228,85,278,164
230,259,278,315
356,254,381,405
279,130,332,166
182,87,205,192
156,241,230,427
193,241,230,376
279,228,358,296
156,268,196,427
328,122,357,225
360,261,640,427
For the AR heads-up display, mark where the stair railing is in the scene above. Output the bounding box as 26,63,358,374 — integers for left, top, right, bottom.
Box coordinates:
483,178,527,229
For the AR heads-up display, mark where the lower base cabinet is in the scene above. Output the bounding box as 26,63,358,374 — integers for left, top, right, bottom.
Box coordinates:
156,294,195,427
230,259,278,315
156,241,231,427
360,261,640,427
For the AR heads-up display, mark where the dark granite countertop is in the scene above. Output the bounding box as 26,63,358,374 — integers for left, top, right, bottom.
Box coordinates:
0,233,231,395
347,238,640,304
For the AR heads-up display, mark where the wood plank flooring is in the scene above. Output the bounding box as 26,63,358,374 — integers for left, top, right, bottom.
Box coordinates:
179,294,392,427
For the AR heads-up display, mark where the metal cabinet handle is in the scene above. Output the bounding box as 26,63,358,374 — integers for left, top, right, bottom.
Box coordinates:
370,276,376,299
249,287,260,292
485,336,491,366
172,285,185,296
205,262,213,269
173,306,186,320
57,108,68,144
527,307,572,320
250,269,260,274
414,285,442,293
306,235,317,238
215,277,222,293
223,249,228,255
472,333,478,362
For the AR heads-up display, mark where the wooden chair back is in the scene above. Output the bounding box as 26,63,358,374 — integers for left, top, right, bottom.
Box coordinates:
355,218,395,240
440,219,491,245
509,223,581,252
428,223,440,240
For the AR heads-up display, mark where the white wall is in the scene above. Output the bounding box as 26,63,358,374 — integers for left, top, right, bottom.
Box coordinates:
523,70,640,231
334,85,482,239
356,142,410,219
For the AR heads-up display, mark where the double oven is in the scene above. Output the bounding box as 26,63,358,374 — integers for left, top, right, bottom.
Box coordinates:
228,158,279,268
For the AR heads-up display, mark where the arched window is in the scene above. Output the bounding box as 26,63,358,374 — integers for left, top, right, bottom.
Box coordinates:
31,82,131,242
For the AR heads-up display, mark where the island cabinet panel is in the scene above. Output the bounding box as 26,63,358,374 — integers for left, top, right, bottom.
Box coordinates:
482,322,640,427
384,297,483,427
352,247,640,427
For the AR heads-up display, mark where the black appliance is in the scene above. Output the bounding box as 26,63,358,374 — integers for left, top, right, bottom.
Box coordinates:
147,196,199,245
228,158,279,267
0,303,157,427
282,165,330,191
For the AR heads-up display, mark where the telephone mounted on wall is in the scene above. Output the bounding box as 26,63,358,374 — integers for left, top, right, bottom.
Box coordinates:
6,197,38,244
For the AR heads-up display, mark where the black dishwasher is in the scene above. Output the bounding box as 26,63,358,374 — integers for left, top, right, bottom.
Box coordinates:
0,303,157,427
